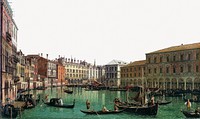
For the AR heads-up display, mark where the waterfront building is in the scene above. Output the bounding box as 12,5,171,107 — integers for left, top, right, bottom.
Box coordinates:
56,62,66,86
64,58,88,85
87,62,98,84
96,65,105,84
47,60,57,86
105,60,127,87
25,56,40,89
120,60,146,87
26,54,48,87
0,0,19,103
145,43,200,90
16,50,26,90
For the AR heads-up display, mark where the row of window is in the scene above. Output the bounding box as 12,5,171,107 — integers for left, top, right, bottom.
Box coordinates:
106,67,118,71
66,74,87,78
148,53,200,63
121,72,142,78
148,65,199,74
121,65,199,77
121,67,143,72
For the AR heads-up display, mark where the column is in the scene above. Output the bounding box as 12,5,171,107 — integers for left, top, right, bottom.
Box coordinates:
184,78,186,90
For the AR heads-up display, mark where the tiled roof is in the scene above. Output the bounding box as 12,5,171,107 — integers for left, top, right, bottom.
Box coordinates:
126,60,146,66
106,60,127,65
147,42,200,54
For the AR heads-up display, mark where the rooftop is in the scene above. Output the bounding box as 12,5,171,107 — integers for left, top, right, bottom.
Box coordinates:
147,42,200,54
126,60,146,67
106,60,127,65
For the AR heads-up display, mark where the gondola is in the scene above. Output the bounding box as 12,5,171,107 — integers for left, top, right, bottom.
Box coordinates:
23,98,36,109
64,89,73,94
117,103,158,115
2,104,19,118
43,98,75,108
157,100,172,105
80,109,124,115
182,110,200,118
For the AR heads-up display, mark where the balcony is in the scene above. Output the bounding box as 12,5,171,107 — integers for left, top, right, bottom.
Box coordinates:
6,32,12,42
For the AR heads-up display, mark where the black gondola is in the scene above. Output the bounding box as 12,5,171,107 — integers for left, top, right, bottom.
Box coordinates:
182,110,200,118
64,89,73,94
43,98,75,108
2,104,19,118
117,103,158,115
80,109,124,115
157,100,172,105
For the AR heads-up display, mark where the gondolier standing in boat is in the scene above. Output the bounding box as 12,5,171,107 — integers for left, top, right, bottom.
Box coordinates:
86,99,90,110
45,95,49,102
185,99,191,110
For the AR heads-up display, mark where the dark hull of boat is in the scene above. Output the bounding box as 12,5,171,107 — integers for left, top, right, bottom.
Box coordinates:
158,101,172,105
2,104,19,118
44,103,75,108
118,103,158,115
64,90,73,94
182,110,200,118
109,88,127,91
80,110,124,115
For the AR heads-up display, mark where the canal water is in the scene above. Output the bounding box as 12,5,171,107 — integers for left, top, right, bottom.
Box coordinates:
14,87,198,119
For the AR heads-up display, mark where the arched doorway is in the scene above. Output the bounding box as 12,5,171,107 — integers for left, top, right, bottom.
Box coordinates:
172,78,177,90
165,78,170,90
186,78,192,90
178,78,184,89
153,78,158,87
194,78,200,90
133,79,137,86
147,78,152,88
159,78,164,90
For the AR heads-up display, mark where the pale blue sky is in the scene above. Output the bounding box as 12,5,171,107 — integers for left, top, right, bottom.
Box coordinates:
12,0,200,65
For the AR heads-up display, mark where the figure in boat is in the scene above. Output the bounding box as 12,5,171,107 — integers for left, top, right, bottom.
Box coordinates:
102,105,109,112
86,99,90,110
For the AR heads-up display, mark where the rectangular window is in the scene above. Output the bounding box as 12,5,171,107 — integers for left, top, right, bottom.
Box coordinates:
181,54,184,61
160,68,163,73
166,67,169,73
196,65,199,72
188,54,191,60
173,67,176,73
173,56,176,61
148,58,151,63
160,56,163,62
167,56,169,62
188,65,191,73
197,53,199,60
154,57,157,63
181,66,183,73
154,68,157,74
148,69,151,74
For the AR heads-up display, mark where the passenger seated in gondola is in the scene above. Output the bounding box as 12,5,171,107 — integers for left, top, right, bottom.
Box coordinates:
193,95,197,101
114,103,118,111
150,96,155,105
102,105,109,112
195,107,200,114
